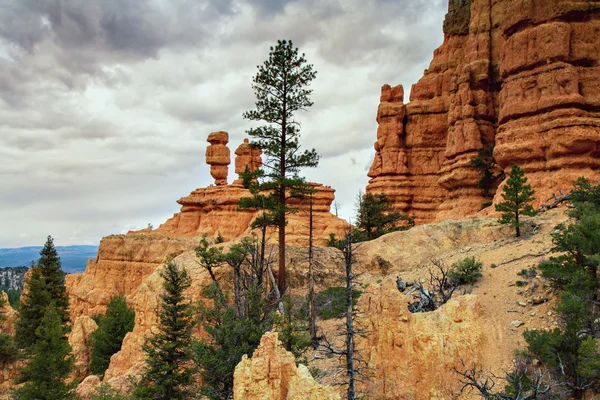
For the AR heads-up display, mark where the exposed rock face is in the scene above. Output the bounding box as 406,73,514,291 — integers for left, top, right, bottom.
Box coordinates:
366,0,600,223
206,131,231,186
356,281,483,399
233,332,340,400
67,235,198,318
234,138,263,185
69,316,98,380
0,292,16,336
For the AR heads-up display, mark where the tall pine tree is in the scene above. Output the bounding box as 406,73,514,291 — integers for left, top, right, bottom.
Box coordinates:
241,39,319,294
14,303,74,400
495,165,536,237
15,236,69,349
134,260,194,400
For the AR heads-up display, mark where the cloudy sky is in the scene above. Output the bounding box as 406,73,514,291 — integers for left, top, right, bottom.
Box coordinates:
0,0,448,248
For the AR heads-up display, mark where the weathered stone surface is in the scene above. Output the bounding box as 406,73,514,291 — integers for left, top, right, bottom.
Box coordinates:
233,332,340,400
206,131,231,186
76,375,102,399
367,0,600,223
234,138,262,185
69,316,98,380
355,281,483,399
66,235,198,318
0,292,16,336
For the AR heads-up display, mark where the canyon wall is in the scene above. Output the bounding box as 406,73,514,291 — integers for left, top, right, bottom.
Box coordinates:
366,0,600,223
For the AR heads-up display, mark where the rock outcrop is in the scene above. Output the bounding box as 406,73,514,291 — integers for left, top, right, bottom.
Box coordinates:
233,332,340,400
355,281,484,399
206,131,231,186
366,0,600,223
234,138,262,185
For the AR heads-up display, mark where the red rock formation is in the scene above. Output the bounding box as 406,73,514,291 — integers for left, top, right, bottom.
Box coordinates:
233,139,262,185
206,131,231,186
366,0,600,223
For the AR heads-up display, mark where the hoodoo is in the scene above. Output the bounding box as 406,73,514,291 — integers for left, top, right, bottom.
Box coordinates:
366,0,600,223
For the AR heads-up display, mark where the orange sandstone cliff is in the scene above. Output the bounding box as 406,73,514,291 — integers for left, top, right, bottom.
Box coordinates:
367,0,600,223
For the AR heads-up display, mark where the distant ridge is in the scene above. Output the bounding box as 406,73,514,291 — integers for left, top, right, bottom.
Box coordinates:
0,245,98,273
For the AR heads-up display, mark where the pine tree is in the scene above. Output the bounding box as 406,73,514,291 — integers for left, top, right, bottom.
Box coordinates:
356,192,412,240
37,236,69,322
241,39,319,294
89,295,135,376
14,303,75,400
495,165,536,237
134,261,193,400
15,236,69,349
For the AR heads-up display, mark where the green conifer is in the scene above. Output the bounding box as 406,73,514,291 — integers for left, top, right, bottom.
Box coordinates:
89,295,135,376
495,165,536,237
14,303,74,400
134,261,193,400
241,39,319,294
15,236,69,349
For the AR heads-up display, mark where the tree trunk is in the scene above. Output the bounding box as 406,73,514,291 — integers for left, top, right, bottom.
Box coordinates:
278,84,287,295
345,233,356,400
308,194,317,346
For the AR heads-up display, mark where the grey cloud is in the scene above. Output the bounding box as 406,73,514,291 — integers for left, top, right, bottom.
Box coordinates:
0,0,448,247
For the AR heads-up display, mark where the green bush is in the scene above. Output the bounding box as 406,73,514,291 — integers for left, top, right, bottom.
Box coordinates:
449,257,483,285
91,383,131,400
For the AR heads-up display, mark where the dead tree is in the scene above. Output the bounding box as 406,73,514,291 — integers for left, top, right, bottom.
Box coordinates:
539,190,572,212
308,193,318,346
454,358,557,400
321,230,368,400
407,259,456,313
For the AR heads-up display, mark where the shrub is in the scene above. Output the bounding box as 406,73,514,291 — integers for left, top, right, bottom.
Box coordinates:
449,257,483,285
376,256,392,274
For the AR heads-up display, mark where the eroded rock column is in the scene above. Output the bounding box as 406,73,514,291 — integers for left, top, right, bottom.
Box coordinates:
206,131,231,186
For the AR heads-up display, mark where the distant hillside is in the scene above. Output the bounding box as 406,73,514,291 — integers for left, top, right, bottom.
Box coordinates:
0,266,28,292
0,245,98,273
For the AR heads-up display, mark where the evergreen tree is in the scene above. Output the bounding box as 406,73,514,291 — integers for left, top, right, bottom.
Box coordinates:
89,295,135,376
356,192,412,241
470,144,503,196
15,236,69,349
37,236,69,322
495,165,536,237
241,39,319,294
14,303,74,400
525,178,600,398
134,261,193,400
193,235,279,399
194,284,271,400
